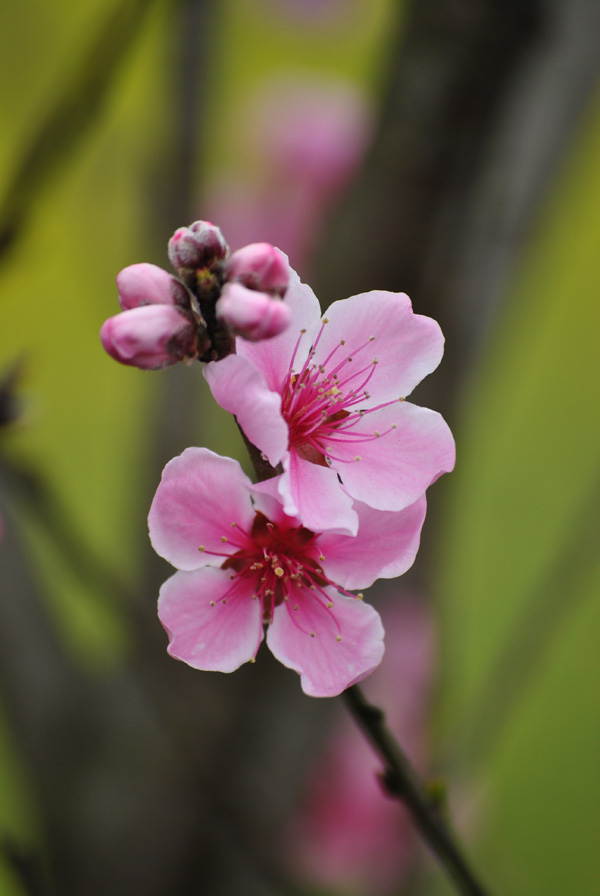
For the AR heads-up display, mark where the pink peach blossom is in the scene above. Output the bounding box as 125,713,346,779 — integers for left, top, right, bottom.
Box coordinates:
205,269,455,534
148,448,426,697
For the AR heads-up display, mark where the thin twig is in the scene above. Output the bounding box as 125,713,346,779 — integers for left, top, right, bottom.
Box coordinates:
343,684,491,896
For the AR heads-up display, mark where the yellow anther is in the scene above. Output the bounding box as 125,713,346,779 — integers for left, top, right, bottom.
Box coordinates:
357,593,364,600
319,554,325,561
327,602,334,609
336,635,342,642
199,545,205,552
354,455,361,461
221,536,228,543
375,431,380,437
322,317,329,324
210,601,215,606
249,657,255,663
369,335,375,341
274,567,284,577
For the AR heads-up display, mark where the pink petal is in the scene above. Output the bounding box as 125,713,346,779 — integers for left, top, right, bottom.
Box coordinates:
267,591,384,697
236,266,322,392
279,450,358,535
312,291,445,404
249,475,299,527
148,448,255,570
326,402,455,511
318,495,427,590
203,354,289,466
158,567,263,672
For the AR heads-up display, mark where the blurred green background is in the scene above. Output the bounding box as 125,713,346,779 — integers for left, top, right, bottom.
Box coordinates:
0,1,599,895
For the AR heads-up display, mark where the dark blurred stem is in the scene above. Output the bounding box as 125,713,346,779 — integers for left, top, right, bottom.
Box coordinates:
343,685,491,896
237,421,282,482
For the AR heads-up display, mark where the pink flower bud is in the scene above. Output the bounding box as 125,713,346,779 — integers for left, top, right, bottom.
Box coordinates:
168,221,228,271
100,306,198,370
224,243,290,298
216,282,291,341
116,263,188,310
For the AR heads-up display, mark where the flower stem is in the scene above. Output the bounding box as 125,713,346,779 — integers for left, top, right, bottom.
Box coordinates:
342,684,492,896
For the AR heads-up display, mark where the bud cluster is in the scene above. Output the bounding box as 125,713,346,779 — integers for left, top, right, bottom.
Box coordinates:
100,222,292,371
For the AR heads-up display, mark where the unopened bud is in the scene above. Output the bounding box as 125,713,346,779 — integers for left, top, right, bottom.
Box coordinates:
224,243,290,298
116,263,188,310
100,306,198,370
216,282,291,342
168,221,228,271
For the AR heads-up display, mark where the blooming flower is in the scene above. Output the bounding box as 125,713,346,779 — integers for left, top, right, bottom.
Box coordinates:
204,269,455,534
148,448,426,697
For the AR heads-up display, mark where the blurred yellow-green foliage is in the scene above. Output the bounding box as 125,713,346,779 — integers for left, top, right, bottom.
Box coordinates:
0,1,599,895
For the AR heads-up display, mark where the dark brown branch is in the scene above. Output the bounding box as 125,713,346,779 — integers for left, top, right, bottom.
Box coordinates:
343,684,491,896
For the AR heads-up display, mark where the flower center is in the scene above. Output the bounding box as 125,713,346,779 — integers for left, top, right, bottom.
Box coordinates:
279,320,401,466
221,512,330,622
199,510,362,653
